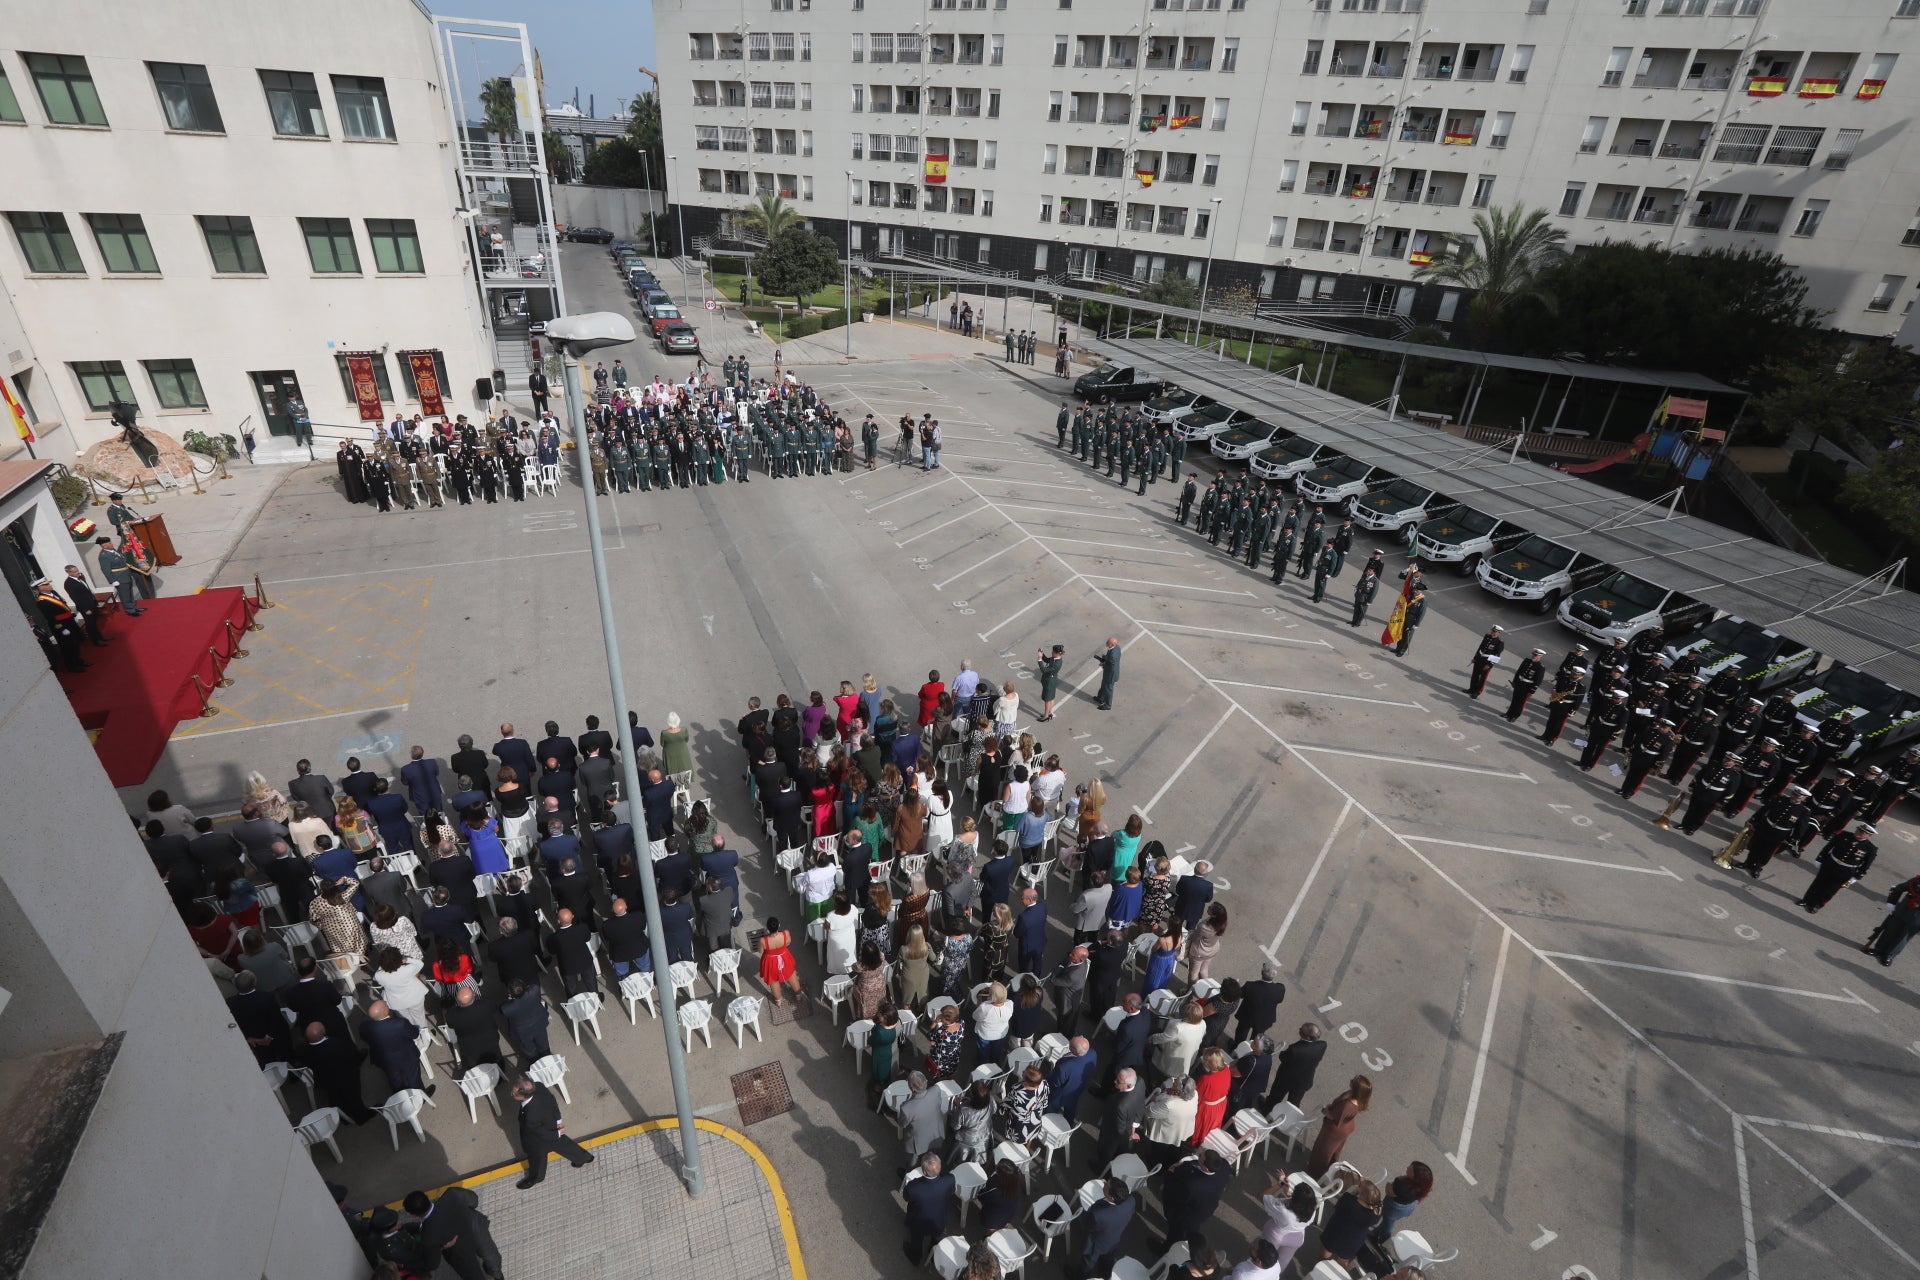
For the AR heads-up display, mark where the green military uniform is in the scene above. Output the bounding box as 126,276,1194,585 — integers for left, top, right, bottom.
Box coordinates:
1248,505,1274,570
588,439,608,495
1312,543,1338,602
1351,569,1380,626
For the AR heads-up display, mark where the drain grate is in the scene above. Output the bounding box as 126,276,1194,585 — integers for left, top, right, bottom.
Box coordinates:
730,1063,793,1126
769,990,815,1025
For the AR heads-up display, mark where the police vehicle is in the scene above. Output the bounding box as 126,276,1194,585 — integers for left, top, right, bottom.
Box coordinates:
1074,363,1165,402
1246,431,1332,478
1556,570,1714,645
1785,663,1920,760
1295,457,1391,510
1171,402,1253,442
1352,478,1455,543
1474,535,1614,615
1662,615,1819,694
1411,506,1529,574
1210,419,1290,461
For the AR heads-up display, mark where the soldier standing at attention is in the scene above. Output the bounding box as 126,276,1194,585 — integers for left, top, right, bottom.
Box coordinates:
1579,689,1629,771
1800,823,1877,913
1506,648,1546,723
1195,481,1218,540
1247,501,1275,572
1664,710,1721,784
1467,626,1506,699
1036,644,1065,722
388,452,416,509
1226,498,1250,558
1392,588,1428,657
1134,433,1150,495
1539,661,1586,746
1295,508,1326,578
1680,754,1741,835
1621,718,1677,799
1310,542,1337,603
1057,402,1070,448
1350,566,1381,628
1327,519,1355,577
1177,475,1198,527
1736,785,1812,878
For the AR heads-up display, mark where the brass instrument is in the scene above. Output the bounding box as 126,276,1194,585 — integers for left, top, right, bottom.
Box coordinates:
1653,794,1685,829
1713,825,1752,869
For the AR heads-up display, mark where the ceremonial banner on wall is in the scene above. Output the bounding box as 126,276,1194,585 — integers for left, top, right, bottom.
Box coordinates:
345,354,384,422
406,352,445,417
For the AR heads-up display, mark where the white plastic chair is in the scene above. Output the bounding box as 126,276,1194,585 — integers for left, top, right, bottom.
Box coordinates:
620,970,659,1022
1105,1152,1160,1195
1200,1125,1245,1172
1389,1231,1460,1269
1309,1263,1352,1280
951,1159,990,1223
1017,859,1055,890
254,881,286,924
563,991,605,1043
708,947,743,995
845,1018,875,1070
1037,1113,1078,1171
1070,1177,1107,1215
375,1088,436,1149
1108,1259,1152,1280
522,459,542,497
879,1077,913,1128
295,1107,344,1162
1145,988,1181,1021
807,918,828,965
931,1235,971,1280
1189,977,1222,1003
528,1053,571,1104
1285,1172,1328,1227
810,833,841,862
414,1026,437,1083
726,995,765,1046
934,1077,964,1112
540,462,560,495
1229,1107,1279,1163
1029,1195,1076,1259
1102,1006,1127,1035
1036,1031,1071,1064
1268,1100,1312,1159
679,998,714,1051
894,852,929,889
1148,1240,1192,1280
925,995,959,1024
275,920,321,963
991,1139,1036,1188
1125,933,1157,976
262,1061,317,1115
937,743,964,783
1319,1159,1368,1199
458,1062,503,1122
669,959,701,1002
822,973,853,1024
986,1227,1036,1280
1005,1045,1041,1080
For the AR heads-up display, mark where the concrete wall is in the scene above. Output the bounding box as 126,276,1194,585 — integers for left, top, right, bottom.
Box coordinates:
556,184,666,241
0,595,366,1278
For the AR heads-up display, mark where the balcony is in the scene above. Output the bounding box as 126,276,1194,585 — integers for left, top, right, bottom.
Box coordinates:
1127,215,1156,233
1327,240,1362,255
722,140,748,152
1317,123,1351,138
1424,190,1462,206
1182,58,1212,71
1611,138,1656,157
954,154,978,167
1306,179,1339,195
956,104,981,116
1109,55,1137,68
1368,64,1407,79
1091,211,1118,229
1102,111,1133,125
871,102,894,114
1690,210,1733,229
696,139,721,151
1065,160,1093,175
1374,241,1407,258
1059,210,1087,226
1163,169,1196,184
1095,162,1130,177
928,103,953,115
1636,208,1678,224
1682,73,1731,90
959,52,984,65
1733,215,1782,234
1457,67,1496,82
1401,127,1438,143
1327,63,1364,78
1146,54,1177,70
1073,55,1101,68
1294,233,1328,251
1632,73,1680,89
871,148,893,162
1764,145,1818,167
1383,189,1423,204
692,95,718,107
1158,215,1189,235
699,178,723,193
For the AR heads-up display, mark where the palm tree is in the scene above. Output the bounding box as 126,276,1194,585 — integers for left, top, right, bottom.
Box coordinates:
1414,202,1567,347
479,76,519,142
734,195,803,304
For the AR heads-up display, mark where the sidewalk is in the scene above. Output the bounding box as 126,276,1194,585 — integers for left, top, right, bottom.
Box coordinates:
92,452,304,595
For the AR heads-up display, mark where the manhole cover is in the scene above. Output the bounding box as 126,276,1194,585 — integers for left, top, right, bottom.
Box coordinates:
769,990,815,1025
731,1063,793,1126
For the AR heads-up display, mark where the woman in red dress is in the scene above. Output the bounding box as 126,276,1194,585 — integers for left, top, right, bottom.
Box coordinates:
833,679,863,739
755,916,802,1005
1191,1046,1233,1145
808,770,839,839
1306,1074,1373,1177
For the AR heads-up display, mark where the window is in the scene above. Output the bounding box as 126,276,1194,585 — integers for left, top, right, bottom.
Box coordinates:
851,84,864,111
1049,91,1063,122
86,214,159,273
1868,274,1903,310
982,189,994,216
1472,175,1496,209
801,33,813,61
1222,39,1239,73
988,90,1001,119
396,351,450,401
977,237,991,263
259,69,326,136
1302,41,1323,75
1491,111,1514,149
1510,45,1534,83
983,140,997,170
24,53,107,125
1903,209,1920,246
1826,127,1863,170
1279,158,1299,192
300,217,360,273
366,219,423,273
1558,183,1585,216
1268,216,1288,247
1040,195,1054,222
851,33,865,62
72,361,135,413
1580,117,1606,154
143,359,207,409
1900,0,1920,15
0,61,27,122
1793,199,1827,237
1602,47,1630,87
1764,126,1823,166
197,215,264,274
1202,154,1219,185
750,33,772,59
7,211,84,273
1211,98,1229,129
852,132,863,159
1714,123,1768,164
1055,36,1069,68
992,35,1005,66
1035,244,1049,270
1436,290,1461,323
334,353,394,402
148,62,223,132
801,82,813,109
330,75,394,140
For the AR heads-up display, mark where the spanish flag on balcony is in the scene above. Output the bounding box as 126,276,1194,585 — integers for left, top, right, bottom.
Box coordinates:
1441,130,1476,146
1798,78,1841,98
1139,112,1166,133
1408,249,1434,266
1135,168,1156,186
1170,115,1200,129
1746,76,1787,97
1358,119,1384,138
1,378,31,443
1858,78,1886,99
924,154,948,184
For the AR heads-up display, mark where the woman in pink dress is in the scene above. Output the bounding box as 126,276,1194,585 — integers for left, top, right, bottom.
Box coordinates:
808,772,839,839
1190,1046,1233,1146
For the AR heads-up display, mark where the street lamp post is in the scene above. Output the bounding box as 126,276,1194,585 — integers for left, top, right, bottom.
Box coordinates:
546,313,706,1198
844,170,855,357
1197,196,1224,346
638,150,662,260
669,154,690,300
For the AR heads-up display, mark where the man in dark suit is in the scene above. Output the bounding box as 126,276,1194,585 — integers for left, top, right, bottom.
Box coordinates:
493,723,538,788
1075,1179,1136,1279
260,840,316,922
901,1153,956,1266
749,748,788,817
285,959,353,1042
1104,993,1151,1088
590,801,637,879
501,979,552,1064
420,886,478,953
1048,944,1090,1033
1264,1023,1328,1109
187,816,245,880
444,985,503,1075
488,917,543,989
536,758,578,826
427,848,482,913
143,819,194,877
601,898,652,980
228,971,290,1064
652,834,695,899
1092,1067,1148,1170
576,745,617,812
340,756,381,810
360,1001,433,1096
1172,860,1215,932
449,735,493,800
232,802,289,867
550,859,598,931
1015,887,1050,974
288,759,337,826
537,818,583,874
1233,961,1288,1044
310,835,359,886
299,1021,375,1124
658,887,696,963
738,698,770,765
536,720,578,774
1094,636,1122,711
700,833,741,913
365,779,415,854
404,1186,503,1280
1047,1036,1099,1122
359,854,414,922
61,563,109,645
578,714,614,758
512,1077,594,1188
641,767,679,842
547,908,599,995
979,841,1017,915
400,746,444,815
1156,1149,1231,1252
1086,929,1128,1025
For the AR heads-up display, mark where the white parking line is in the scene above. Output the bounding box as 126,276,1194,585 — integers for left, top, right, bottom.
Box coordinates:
934,534,1039,591
1146,620,1333,650
865,474,957,510
897,507,989,546
1447,925,1513,1187
935,452,1064,469
1402,836,1681,879
1138,705,1237,820
1538,953,1880,1009
1081,574,1256,598
1291,745,1537,782
1733,1118,1760,1280
993,502,1141,522
1042,535,1195,558
960,475,1100,493
1262,798,1354,960
1741,1116,1920,1150
1215,679,1426,710
978,578,1076,639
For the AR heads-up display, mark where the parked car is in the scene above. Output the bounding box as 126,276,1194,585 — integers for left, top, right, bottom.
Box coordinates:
608,239,636,256
1210,420,1289,461
565,226,615,244
1475,535,1615,615
1786,663,1920,760
638,290,674,320
1142,387,1209,424
1294,456,1389,509
1352,478,1454,542
1412,505,1529,574
1170,402,1251,442
1245,432,1330,478
1663,614,1820,694
648,304,685,336
1556,570,1714,646
660,322,701,354
1074,363,1165,402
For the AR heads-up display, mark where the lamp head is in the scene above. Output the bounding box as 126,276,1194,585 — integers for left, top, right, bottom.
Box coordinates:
545,312,636,357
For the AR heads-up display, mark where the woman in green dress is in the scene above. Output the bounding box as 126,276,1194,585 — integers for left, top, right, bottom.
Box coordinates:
867,1002,900,1103
708,430,727,484
662,711,693,781
1036,644,1064,722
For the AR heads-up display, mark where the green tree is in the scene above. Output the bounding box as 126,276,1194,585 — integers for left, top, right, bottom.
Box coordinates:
542,129,575,183
755,226,842,309
1415,202,1567,348
626,92,665,193
1841,424,1920,551
581,137,651,188
738,194,801,242
479,76,519,141
1141,274,1199,309
1751,336,1920,451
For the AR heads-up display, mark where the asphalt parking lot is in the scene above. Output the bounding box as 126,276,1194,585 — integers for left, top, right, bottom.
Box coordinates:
145,242,1920,1280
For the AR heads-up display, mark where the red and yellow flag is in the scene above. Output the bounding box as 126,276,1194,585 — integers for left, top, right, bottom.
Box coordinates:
0,378,32,443
924,154,948,184
1746,76,1787,97
1798,78,1841,98
1381,572,1416,648
1442,130,1476,145
1170,115,1200,130
1408,250,1433,266
1135,168,1156,187
1858,78,1886,99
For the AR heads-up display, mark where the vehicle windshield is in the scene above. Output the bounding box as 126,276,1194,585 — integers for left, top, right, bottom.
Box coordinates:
1592,574,1665,611
1815,666,1900,710
1147,389,1190,409
1326,456,1370,479
1502,537,1574,570
1430,508,1496,537
1228,421,1273,438
1376,479,1431,506
1270,438,1316,460
1189,404,1235,425
1694,617,1757,650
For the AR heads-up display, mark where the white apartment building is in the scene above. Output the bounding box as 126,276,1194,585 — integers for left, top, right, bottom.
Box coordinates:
0,0,494,457
654,0,1920,336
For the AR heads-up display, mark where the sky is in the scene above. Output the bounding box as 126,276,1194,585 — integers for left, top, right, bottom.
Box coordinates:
441,0,658,120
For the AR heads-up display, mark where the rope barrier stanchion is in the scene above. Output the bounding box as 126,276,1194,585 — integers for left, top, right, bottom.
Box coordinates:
253,574,275,609
224,618,249,659
190,674,219,717
210,647,235,688
240,589,264,632
136,476,157,505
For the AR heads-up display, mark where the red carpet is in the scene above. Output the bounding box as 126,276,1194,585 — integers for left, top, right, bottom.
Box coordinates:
57,587,251,786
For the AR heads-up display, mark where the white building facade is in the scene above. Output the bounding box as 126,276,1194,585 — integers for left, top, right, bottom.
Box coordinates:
654,0,1920,333
0,0,494,457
